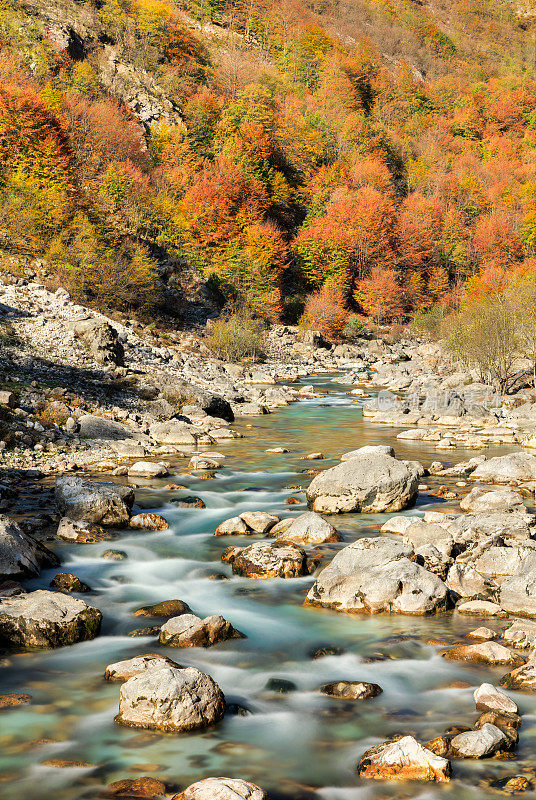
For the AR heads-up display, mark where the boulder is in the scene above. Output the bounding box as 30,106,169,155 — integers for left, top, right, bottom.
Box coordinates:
77,415,139,441
306,454,420,513
0,515,58,582
50,572,90,593
56,517,110,543
472,452,536,483
275,512,340,545
357,736,451,782
103,777,166,798
228,541,309,579
105,653,179,681
116,666,225,732
214,517,249,536
128,462,169,479
55,477,134,526
446,563,492,598
239,512,279,534
159,614,243,647
474,683,517,714
460,487,525,513
500,561,536,616
134,599,192,618
173,778,268,800
380,516,419,535
148,421,197,446
443,642,524,667
189,455,221,470
306,537,448,614
72,318,124,366
129,513,169,531
320,680,382,700
501,658,536,691
0,590,102,649
341,445,395,460
450,723,508,758
503,618,536,649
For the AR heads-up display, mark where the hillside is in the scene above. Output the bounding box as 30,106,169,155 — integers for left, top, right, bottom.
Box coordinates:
2,0,536,329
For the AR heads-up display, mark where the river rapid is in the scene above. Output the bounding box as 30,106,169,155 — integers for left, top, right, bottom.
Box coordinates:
1,375,535,800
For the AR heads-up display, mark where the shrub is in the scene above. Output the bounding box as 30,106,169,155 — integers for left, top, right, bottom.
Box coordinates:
304,285,349,340
410,305,448,340
206,309,266,362
343,314,370,340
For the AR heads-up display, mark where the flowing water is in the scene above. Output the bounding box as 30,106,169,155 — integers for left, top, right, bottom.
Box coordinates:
1,376,535,800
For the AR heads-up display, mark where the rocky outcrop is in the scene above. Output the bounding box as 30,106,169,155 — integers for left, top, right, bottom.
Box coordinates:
0,515,58,582
55,476,134,526
116,666,225,732
306,454,420,513
306,537,448,614
0,590,102,649
357,736,451,782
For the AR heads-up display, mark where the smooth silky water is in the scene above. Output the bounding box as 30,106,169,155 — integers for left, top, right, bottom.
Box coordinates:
1,376,535,800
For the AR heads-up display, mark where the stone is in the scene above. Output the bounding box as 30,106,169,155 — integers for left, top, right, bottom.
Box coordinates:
457,600,502,616
148,421,197,446
443,642,524,667
214,517,249,536
172,777,268,800
341,445,395,460
50,572,90,593
228,541,309,579
306,454,420,513
306,537,448,615
474,683,518,714
275,511,340,545
159,614,243,647
239,512,279,534
134,599,192,618
460,487,525,513
467,627,496,641
500,565,536,616
105,654,179,681
189,455,221,470
172,496,206,509
57,518,110,543
55,476,134,526
102,550,127,560
501,658,536,691
0,590,102,649
72,318,124,366
357,736,451,782
0,692,31,709
128,462,169,479
450,723,508,758
320,680,382,700
102,777,166,798
380,516,419,535
472,452,536,483
77,415,138,441
129,514,169,531
0,515,57,582
446,563,491,598
116,666,225,732
504,618,536,649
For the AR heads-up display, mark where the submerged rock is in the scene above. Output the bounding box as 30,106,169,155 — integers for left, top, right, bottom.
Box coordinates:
116,666,225,732
306,454,420,514
134,599,192,618
172,777,269,800
357,735,451,782
227,541,310,579
105,653,179,681
129,514,169,531
55,476,134,526
0,590,102,649
159,614,244,647
57,517,110,543
320,680,382,700
102,777,166,798
306,537,448,614
49,572,90,593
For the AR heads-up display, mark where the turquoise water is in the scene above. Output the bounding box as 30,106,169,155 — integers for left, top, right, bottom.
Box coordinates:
1,377,534,800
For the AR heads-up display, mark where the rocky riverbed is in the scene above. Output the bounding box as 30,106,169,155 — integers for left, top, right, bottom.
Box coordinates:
5,276,536,799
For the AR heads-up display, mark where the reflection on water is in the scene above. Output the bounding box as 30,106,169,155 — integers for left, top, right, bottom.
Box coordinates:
1,376,534,799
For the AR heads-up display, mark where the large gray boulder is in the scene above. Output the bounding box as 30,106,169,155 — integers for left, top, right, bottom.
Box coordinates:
116,666,225,732
174,778,268,800
0,516,58,582
275,511,340,545
77,415,143,441
159,613,243,647
306,537,448,614
72,318,124,366
105,654,179,681
0,590,102,649
306,454,420,513
148,421,198,445
55,476,134,526
450,723,508,758
472,452,536,483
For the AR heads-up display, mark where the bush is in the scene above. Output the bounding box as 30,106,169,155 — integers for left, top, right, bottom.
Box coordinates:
304,285,349,340
410,305,448,340
343,314,370,340
206,309,266,362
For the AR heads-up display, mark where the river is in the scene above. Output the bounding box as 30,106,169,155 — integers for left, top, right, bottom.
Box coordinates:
1,375,534,800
